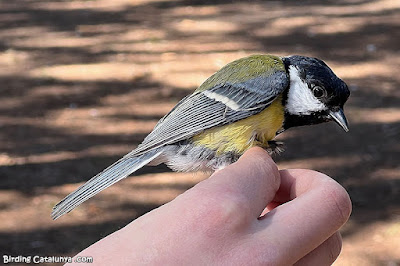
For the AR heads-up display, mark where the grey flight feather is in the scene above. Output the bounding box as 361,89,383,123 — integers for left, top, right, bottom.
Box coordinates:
133,72,289,156
51,149,162,220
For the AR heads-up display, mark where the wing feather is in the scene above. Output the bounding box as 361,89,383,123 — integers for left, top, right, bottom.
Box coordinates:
130,70,289,156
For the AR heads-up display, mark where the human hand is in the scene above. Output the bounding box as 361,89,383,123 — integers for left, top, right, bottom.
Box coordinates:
68,147,351,265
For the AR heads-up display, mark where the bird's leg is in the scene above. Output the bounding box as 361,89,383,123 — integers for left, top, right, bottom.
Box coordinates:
253,134,285,155
266,140,285,154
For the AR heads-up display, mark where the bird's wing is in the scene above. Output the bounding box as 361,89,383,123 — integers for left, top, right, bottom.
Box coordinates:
131,69,289,156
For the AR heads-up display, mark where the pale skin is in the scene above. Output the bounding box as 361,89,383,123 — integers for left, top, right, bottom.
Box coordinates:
68,147,352,265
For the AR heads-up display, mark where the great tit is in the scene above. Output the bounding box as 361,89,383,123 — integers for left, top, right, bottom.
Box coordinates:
52,54,350,219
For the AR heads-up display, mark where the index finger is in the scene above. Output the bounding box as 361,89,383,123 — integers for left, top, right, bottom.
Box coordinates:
256,169,352,264
193,147,281,220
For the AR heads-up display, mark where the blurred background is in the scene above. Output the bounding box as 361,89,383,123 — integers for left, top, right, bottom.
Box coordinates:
0,0,399,265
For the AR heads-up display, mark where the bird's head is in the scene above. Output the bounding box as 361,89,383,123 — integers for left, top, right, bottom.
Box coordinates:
282,55,350,132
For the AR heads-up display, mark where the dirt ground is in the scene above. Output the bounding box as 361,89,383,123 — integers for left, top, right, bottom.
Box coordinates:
0,0,399,265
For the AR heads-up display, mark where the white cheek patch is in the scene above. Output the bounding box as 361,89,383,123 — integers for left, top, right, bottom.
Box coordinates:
286,65,327,115
203,90,240,111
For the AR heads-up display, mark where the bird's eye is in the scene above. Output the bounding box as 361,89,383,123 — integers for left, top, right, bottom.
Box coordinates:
312,86,326,98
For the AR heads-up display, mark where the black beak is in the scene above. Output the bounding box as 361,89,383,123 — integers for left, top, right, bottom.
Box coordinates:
329,109,349,132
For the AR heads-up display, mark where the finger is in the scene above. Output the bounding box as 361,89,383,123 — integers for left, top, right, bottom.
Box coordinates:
256,169,351,264
196,147,280,219
294,232,342,266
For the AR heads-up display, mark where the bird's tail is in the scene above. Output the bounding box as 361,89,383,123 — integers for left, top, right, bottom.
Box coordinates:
51,149,162,220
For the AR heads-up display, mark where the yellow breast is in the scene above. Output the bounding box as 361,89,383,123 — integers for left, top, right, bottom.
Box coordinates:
192,95,284,155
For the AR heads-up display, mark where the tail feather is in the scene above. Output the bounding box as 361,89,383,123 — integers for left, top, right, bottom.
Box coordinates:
51,149,162,220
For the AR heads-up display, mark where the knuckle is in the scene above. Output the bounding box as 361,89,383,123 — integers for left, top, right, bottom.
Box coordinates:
217,192,250,223
269,162,280,192
256,155,280,190
324,181,352,226
260,158,280,192
239,147,280,193
196,190,250,233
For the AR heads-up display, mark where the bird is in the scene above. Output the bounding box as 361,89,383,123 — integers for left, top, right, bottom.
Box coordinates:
52,54,350,220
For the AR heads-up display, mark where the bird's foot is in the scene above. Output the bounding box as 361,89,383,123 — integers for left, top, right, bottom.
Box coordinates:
266,141,285,155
